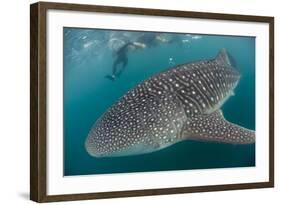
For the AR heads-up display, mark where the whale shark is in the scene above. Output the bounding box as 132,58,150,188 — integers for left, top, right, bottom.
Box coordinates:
85,49,255,158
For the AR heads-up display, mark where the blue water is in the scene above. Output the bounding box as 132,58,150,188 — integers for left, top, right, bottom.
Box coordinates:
63,28,255,176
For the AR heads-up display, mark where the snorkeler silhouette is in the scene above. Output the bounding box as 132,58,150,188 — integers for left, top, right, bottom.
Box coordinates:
105,42,134,81
105,33,174,81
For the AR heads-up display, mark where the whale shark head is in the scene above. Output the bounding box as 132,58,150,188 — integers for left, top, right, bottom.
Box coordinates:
85,49,253,158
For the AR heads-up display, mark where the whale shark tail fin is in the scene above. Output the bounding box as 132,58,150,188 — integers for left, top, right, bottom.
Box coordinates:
105,74,116,81
181,110,255,144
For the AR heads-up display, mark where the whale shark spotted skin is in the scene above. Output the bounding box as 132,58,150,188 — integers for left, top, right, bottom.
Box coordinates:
85,49,255,157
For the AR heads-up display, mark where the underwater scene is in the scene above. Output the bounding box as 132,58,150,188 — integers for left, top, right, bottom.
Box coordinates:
63,27,255,176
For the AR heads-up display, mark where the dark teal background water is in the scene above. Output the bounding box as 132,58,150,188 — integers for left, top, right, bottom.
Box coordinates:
63,28,255,176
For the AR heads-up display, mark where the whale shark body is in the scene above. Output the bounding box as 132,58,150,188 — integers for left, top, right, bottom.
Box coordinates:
85,49,255,158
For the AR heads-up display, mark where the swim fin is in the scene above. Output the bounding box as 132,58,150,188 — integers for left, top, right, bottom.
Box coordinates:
105,75,116,81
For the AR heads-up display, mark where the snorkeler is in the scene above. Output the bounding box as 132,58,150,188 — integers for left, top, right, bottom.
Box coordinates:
136,33,159,47
105,42,134,81
105,33,174,81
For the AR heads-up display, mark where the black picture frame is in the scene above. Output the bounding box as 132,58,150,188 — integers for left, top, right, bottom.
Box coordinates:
30,1,274,202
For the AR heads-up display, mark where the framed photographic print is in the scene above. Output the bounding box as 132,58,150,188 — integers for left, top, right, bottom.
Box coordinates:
30,1,274,202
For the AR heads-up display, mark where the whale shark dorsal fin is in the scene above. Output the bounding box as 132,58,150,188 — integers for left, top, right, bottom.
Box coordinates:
181,110,255,144
215,48,232,66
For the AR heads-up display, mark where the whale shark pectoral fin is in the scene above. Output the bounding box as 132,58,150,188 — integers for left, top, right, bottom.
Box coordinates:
181,110,255,144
